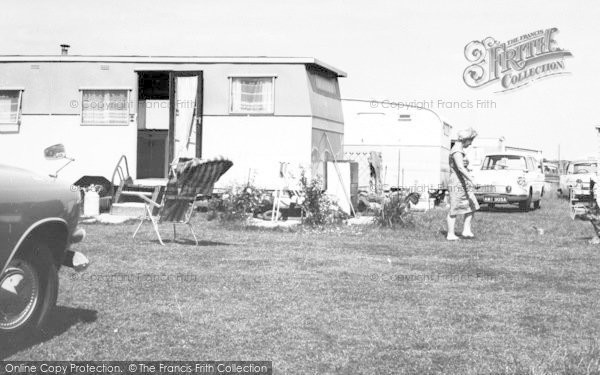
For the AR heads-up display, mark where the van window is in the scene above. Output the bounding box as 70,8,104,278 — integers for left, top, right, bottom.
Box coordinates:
482,155,527,170
81,89,129,125
573,162,597,174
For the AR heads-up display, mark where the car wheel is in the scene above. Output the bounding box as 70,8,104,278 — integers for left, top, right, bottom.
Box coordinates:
0,243,58,334
533,199,541,210
519,191,532,212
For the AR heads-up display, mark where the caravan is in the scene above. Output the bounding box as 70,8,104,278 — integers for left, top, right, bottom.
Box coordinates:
342,99,452,196
0,50,346,192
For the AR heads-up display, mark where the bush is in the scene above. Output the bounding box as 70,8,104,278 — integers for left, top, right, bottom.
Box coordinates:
299,171,347,226
373,192,420,228
207,183,265,222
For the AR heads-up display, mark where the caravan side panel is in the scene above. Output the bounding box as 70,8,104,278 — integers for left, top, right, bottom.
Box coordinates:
0,115,137,184
0,62,138,183
202,116,312,189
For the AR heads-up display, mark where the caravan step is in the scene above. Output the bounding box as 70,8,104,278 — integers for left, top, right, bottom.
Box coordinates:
110,202,146,217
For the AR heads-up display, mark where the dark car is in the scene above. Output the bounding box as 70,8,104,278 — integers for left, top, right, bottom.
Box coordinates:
0,155,88,334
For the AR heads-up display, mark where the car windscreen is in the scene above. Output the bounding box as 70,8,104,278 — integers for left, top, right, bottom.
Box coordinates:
482,155,527,170
573,163,597,174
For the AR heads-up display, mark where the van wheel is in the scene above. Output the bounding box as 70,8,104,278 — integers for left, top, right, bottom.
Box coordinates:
519,191,532,212
0,243,58,335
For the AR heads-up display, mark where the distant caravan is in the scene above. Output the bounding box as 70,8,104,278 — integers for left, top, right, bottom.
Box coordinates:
342,98,452,200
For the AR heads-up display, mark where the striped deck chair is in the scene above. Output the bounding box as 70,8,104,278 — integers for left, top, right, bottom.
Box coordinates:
132,157,233,245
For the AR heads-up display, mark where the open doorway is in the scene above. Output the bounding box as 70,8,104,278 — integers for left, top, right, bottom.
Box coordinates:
136,71,204,179
137,71,170,178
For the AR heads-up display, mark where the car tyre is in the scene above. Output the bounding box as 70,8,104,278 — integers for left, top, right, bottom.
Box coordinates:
519,191,532,212
0,243,58,335
533,199,541,210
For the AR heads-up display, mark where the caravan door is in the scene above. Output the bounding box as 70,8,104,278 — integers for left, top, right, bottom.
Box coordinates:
170,72,203,162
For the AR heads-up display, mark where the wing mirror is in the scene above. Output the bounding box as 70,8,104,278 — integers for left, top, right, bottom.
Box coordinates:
44,144,75,178
44,144,67,159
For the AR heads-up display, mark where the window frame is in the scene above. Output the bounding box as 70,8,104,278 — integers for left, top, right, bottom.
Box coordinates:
0,88,24,126
228,76,276,115
307,70,340,98
79,88,132,126
482,155,529,171
573,162,597,174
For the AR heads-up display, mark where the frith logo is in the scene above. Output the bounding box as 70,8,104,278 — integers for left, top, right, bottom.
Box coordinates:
463,28,572,92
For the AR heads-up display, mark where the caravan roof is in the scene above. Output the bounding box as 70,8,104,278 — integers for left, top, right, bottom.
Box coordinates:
342,98,450,147
0,54,347,77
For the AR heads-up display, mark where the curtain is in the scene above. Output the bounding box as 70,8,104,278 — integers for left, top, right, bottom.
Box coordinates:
0,91,20,123
174,76,198,159
231,77,273,113
82,90,128,125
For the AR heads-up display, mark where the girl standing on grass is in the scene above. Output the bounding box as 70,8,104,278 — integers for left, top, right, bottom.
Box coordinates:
447,127,480,240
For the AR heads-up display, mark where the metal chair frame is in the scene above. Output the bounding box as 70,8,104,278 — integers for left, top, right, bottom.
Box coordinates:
132,157,231,246
132,193,199,246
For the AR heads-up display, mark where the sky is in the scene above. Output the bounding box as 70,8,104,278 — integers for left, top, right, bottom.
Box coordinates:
0,0,598,160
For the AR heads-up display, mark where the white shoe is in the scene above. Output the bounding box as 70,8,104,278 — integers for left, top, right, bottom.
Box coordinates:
447,234,460,241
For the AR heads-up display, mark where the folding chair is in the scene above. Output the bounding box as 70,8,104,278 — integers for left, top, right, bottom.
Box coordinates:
132,157,233,245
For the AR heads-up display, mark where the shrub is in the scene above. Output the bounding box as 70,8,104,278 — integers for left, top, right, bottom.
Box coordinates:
373,192,420,228
299,171,347,226
207,183,264,222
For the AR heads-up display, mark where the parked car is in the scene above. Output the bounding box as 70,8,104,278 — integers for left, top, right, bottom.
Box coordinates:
473,153,545,211
543,162,560,194
0,144,88,334
558,160,598,198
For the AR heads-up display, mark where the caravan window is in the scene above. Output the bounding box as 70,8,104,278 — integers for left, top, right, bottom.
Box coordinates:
307,69,340,98
0,90,23,124
229,77,275,114
81,89,130,125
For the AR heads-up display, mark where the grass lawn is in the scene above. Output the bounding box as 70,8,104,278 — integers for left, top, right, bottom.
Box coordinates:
2,196,600,374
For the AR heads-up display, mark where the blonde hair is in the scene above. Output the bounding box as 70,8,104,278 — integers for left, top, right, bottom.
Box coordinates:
457,127,478,141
